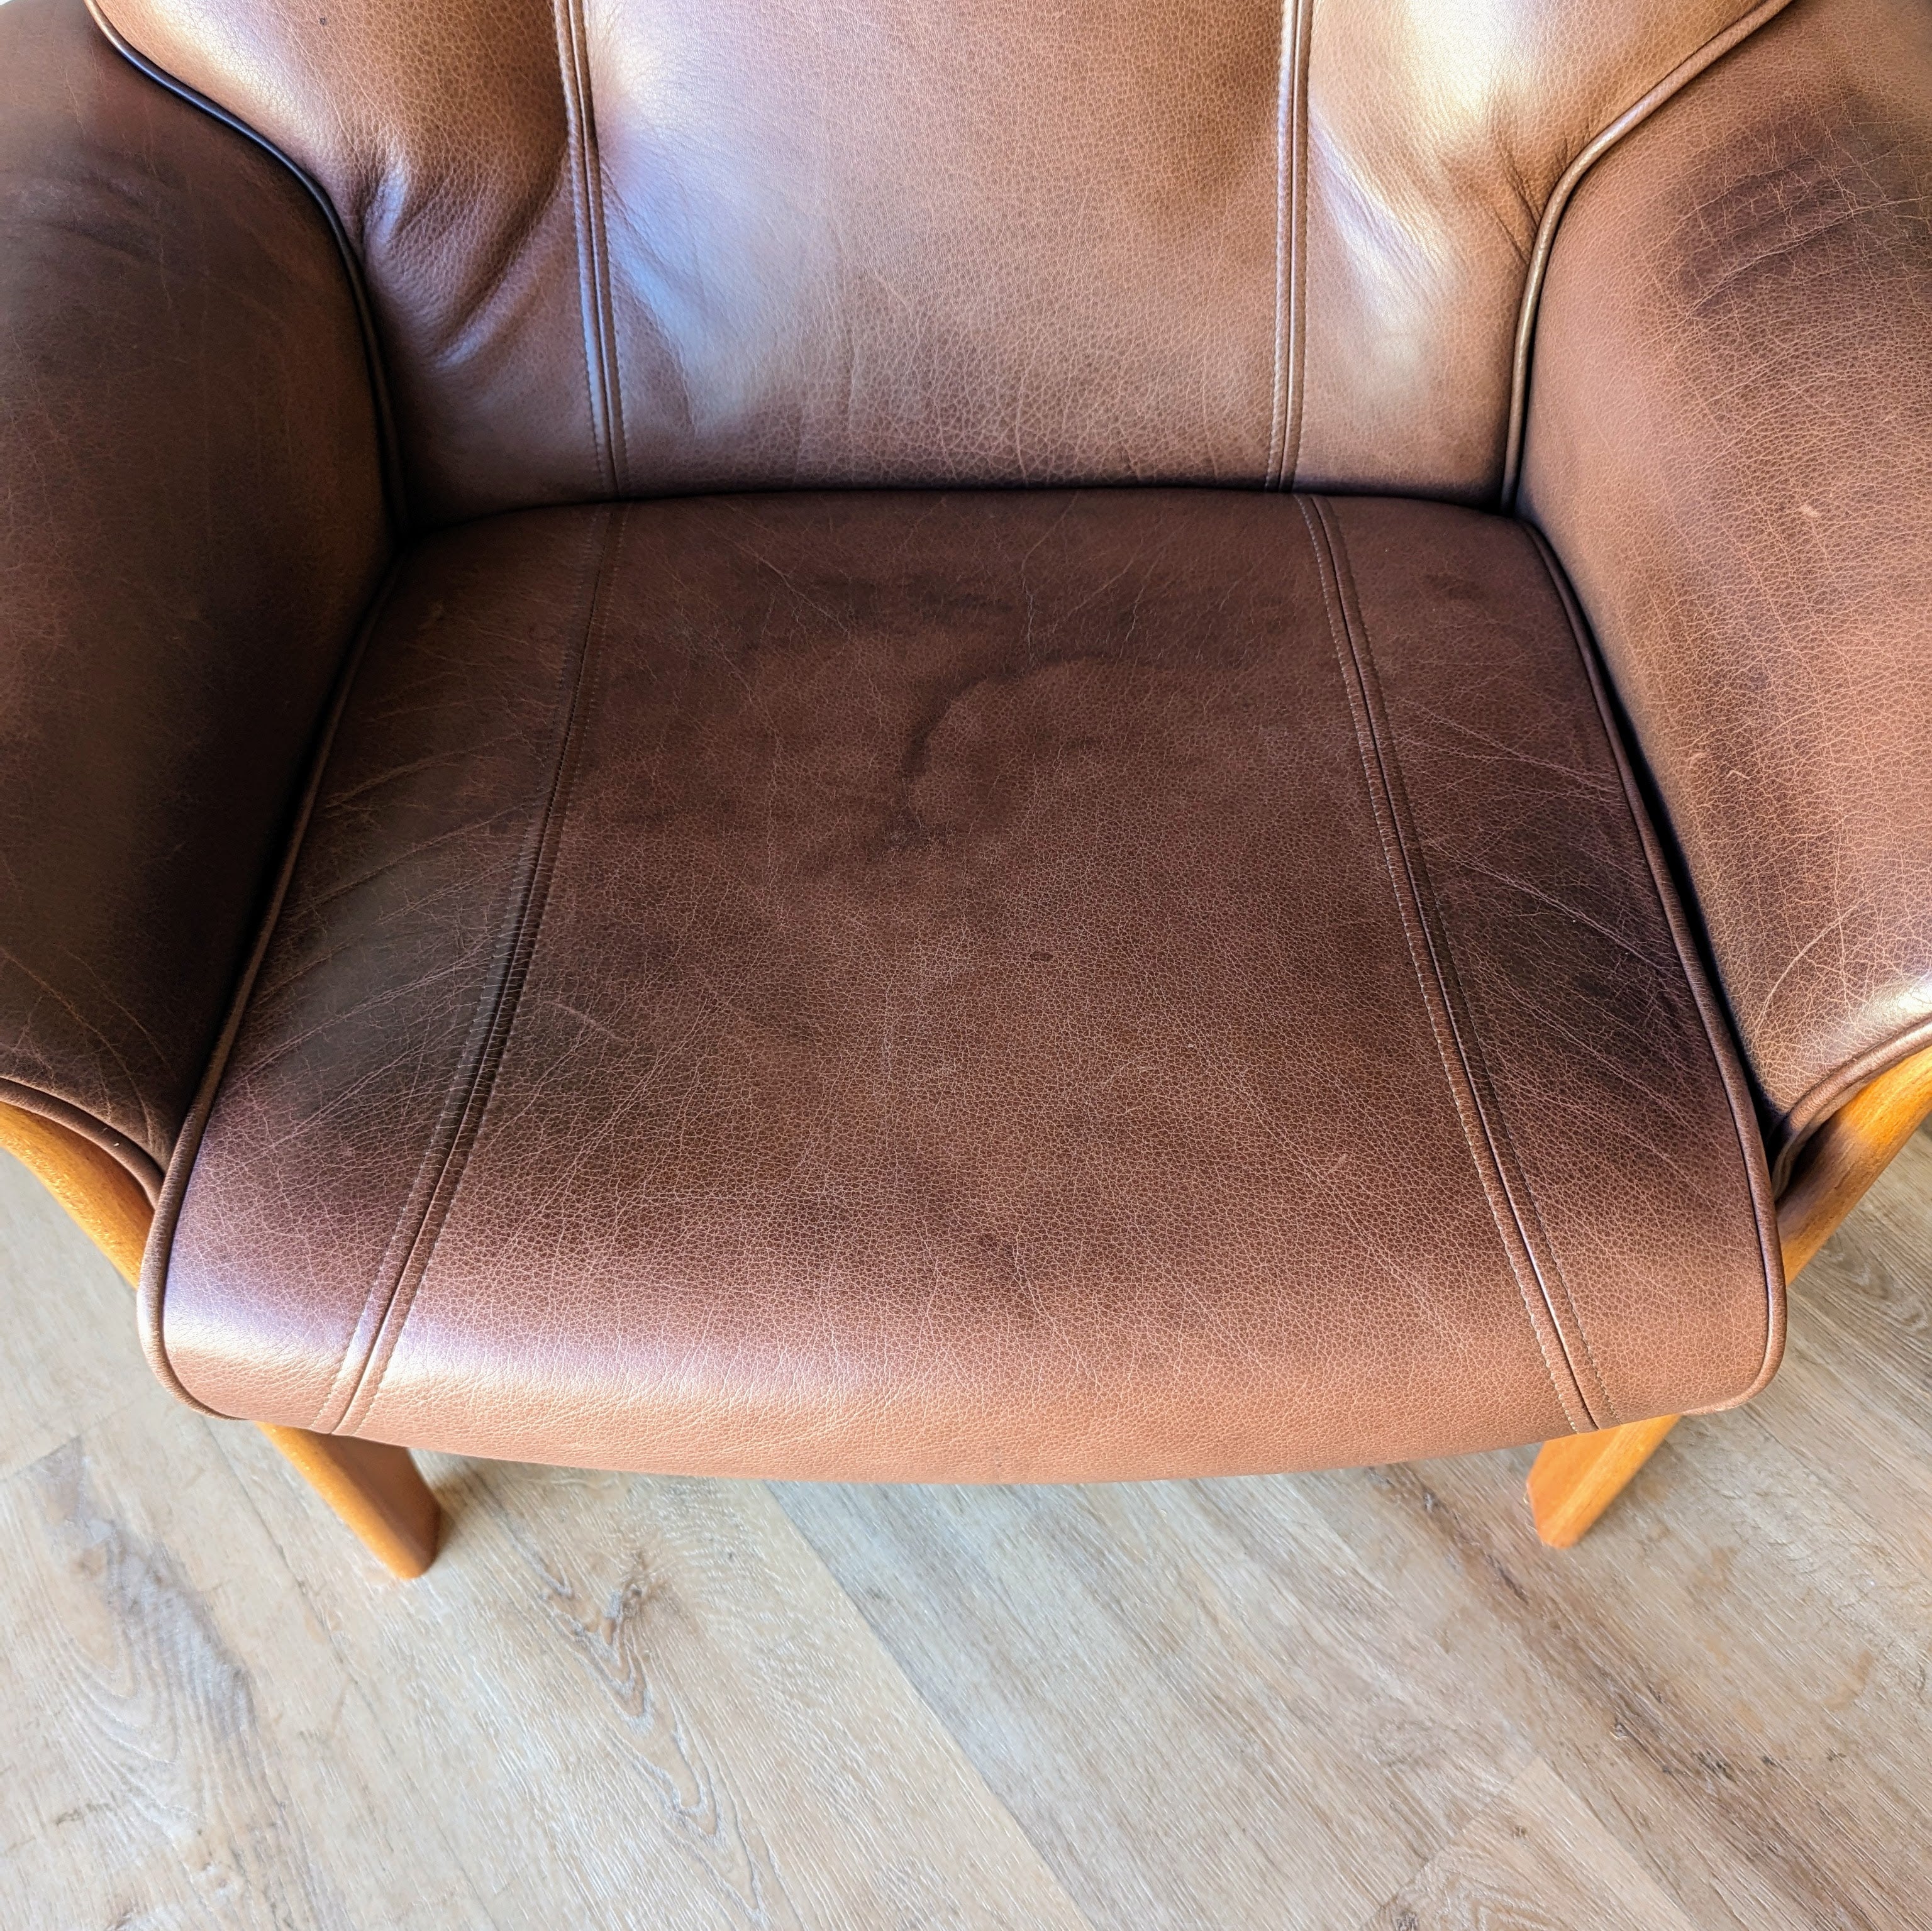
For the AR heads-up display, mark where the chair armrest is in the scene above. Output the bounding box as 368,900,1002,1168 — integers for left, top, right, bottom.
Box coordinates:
1521,0,1932,1169
0,0,388,1192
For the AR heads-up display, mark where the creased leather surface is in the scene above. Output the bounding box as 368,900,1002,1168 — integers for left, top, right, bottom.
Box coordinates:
1522,0,1932,1159
157,493,1778,1476
96,0,1776,521
1297,0,1774,502
0,0,387,1187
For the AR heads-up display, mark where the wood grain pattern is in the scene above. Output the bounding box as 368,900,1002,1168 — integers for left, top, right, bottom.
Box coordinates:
1370,1757,1700,1930
256,1425,442,1580
0,1159,1090,1929
0,1100,151,1285
7,1132,1932,1927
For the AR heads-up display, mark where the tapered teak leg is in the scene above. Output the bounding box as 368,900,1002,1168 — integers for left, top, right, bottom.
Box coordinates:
255,1425,441,1577
1528,1413,1680,1547
0,1100,443,1576
1529,1040,1932,1547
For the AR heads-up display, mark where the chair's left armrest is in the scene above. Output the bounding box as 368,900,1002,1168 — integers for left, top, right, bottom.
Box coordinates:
0,0,389,1192
1521,0,1932,1168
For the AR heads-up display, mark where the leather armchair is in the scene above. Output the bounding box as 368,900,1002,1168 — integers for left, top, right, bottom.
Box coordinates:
2,0,1926,1570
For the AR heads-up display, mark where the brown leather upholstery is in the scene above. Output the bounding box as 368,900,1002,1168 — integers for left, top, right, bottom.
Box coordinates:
148,493,1778,1476
0,0,387,1191
4,0,1925,1475
100,0,1790,521
1521,0,1932,1170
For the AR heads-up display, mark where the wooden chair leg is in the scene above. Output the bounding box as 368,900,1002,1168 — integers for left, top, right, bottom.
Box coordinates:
1528,1414,1679,1547
0,1100,443,1577
1529,1040,1932,1547
255,1425,441,1577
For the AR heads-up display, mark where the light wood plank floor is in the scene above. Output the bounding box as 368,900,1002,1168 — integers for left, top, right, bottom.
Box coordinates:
4,1132,1931,1929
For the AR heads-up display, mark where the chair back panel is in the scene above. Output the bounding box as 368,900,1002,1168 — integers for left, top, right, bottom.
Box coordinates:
102,0,1772,521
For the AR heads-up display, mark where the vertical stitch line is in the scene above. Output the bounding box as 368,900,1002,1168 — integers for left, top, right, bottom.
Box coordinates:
1316,499,1611,1425
1265,0,1292,487
1281,0,1314,489
557,0,623,496
141,560,411,1417
1298,497,1594,1433
84,0,412,535
577,2,626,495
310,509,622,1434
1316,500,1609,1423
1265,0,1313,486
1500,0,1796,506
341,509,623,1434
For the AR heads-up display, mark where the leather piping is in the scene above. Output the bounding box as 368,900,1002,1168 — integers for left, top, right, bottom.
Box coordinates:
1528,527,1786,1408
0,1077,164,1204
556,0,627,498
1301,497,1605,1434
1499,0,1798,508
1265,0,1314,490
85,0,409,537
1773,1014,1932,1194
140,558,412,1416
317,507,624,1436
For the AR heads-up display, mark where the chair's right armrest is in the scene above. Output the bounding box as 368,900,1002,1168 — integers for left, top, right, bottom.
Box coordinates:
0,0,389,1192
1521,0,1932,1170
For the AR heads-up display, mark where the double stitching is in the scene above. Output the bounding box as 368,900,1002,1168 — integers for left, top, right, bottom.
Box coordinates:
1266,0,1315,490
312,509,626,1434
1299,497,1612,1433
557,0,626,497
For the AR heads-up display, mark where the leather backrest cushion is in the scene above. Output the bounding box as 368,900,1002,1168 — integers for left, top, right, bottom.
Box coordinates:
104,0,1775,522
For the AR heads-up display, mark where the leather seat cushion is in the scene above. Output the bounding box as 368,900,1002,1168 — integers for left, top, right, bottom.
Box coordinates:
150,490,1780,1480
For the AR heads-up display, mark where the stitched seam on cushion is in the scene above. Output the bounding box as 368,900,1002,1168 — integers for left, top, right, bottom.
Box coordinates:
1323,507,1615,1423
1321,501,1609,1427
309,508,624,1434
0,1080,164,1205
1316,498,1606,1428
1265,0,1314,489
555,0,626,497
1528,526,1785,1403
1299,497,1595,1433
1445,943,1623,1425
1500,0,1797,506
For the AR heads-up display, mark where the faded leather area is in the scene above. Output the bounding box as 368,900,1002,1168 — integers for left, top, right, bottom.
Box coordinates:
155,492,1779,1478
1522,0,1932,1158
97,0,1777,521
